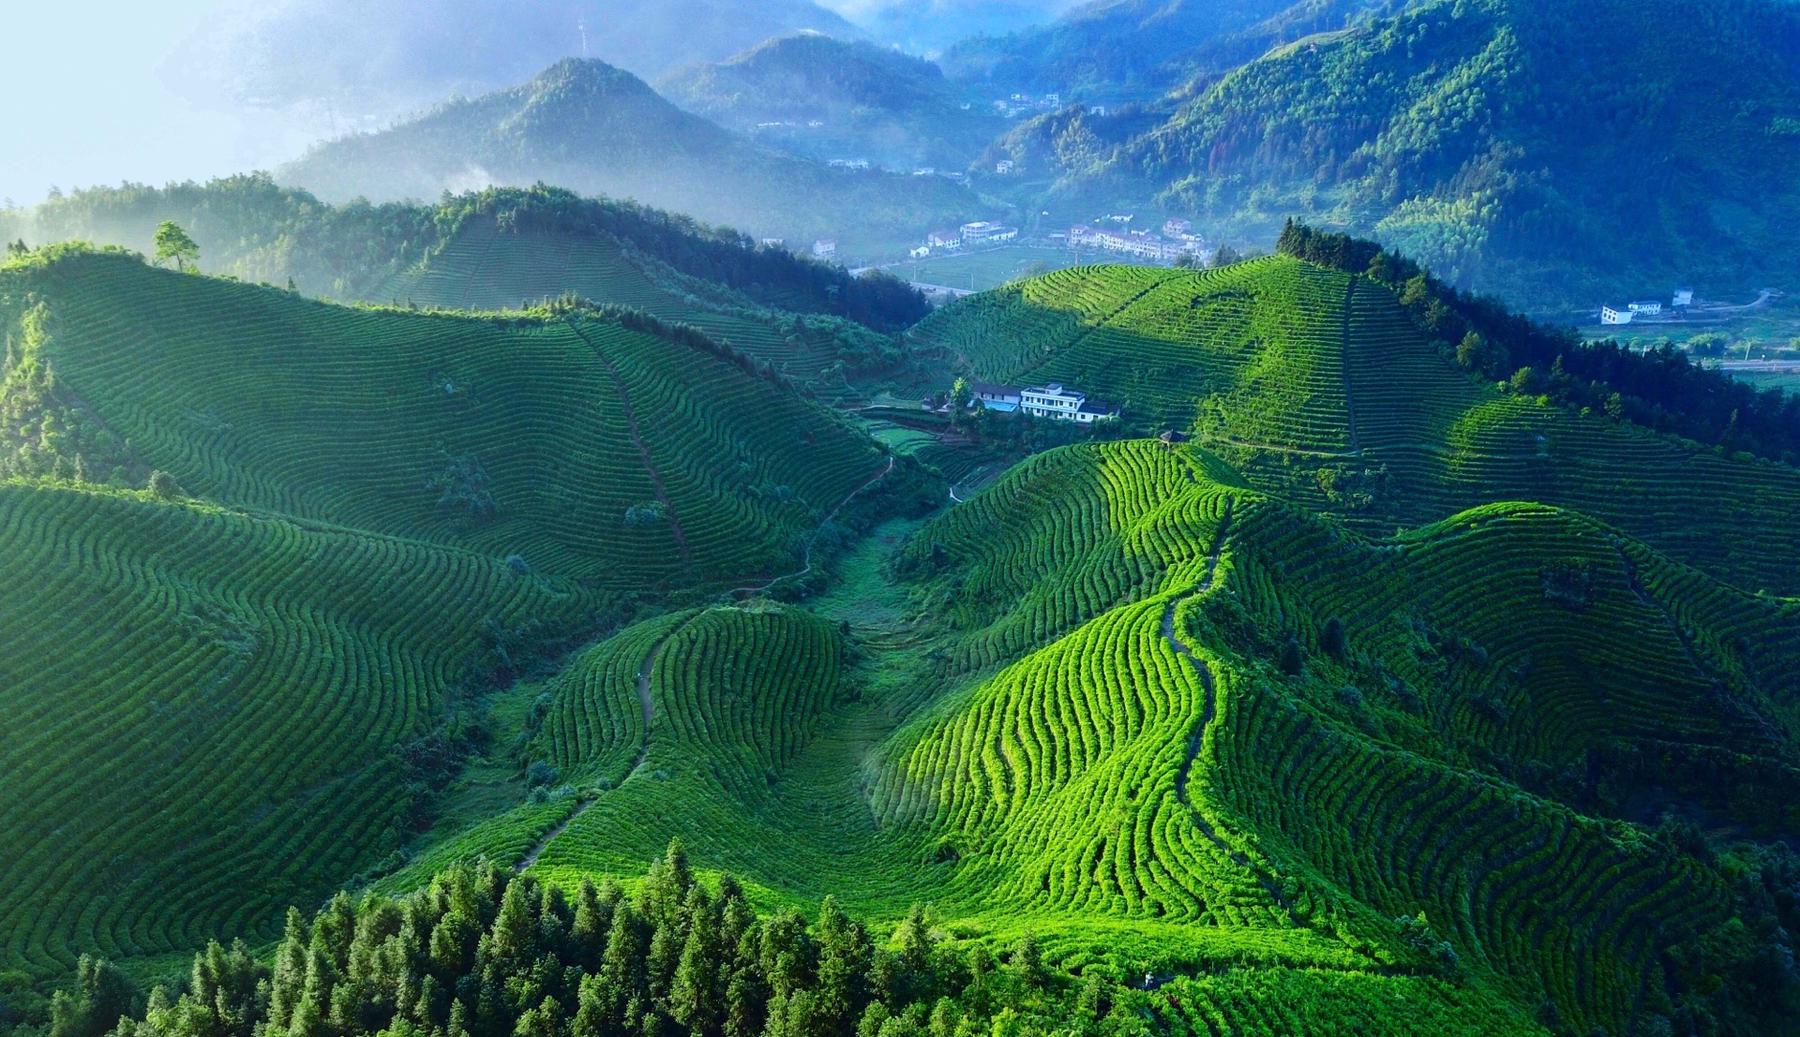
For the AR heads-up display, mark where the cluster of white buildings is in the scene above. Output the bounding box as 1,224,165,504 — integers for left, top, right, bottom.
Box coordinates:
909,219,1022,259
1068,219,1207,264
1599,289,1694,326
992,92,1062,118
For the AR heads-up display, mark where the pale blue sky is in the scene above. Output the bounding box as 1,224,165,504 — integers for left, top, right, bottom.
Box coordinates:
1,0,1079,206
1,3,286,205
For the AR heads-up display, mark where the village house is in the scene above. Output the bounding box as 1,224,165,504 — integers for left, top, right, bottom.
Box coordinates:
1600,306,1633,325
909,245,931,259
927,230,963,250
1673,288,1695,307
995,159,1016,175
1629,300,1664,316
954,382,1118,423
971,382,1021,412
812,239,838,259
1021,383,1119,423
1069,224,1198,263
1163,218,1194,239
960,221,1019,244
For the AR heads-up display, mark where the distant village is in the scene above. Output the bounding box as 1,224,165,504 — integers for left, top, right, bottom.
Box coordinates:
1599,289,1694,326
890,213,1211,267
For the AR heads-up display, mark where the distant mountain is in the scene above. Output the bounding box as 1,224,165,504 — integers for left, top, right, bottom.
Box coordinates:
1082,0,1800,304
275,60,981,255
659,35,1007,171
838,0,1079,54
939,0,1390,99
176,0,860,123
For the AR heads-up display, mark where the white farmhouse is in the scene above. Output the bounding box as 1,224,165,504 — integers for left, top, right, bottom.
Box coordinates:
1629,301,1664,316
1600,306,1634,325
1673,288,1695,307
812,239,838,259
909,246,931,259
995,159,1016,175
1020,384,1119,423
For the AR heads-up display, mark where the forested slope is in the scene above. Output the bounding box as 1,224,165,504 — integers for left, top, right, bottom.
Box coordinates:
1098,0,1800,304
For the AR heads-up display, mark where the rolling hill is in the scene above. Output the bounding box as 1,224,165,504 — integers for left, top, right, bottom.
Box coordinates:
2,182,932,389
0,241,929,983
277,60,982,256
908,256,1800,595
659,35,1007,171
0,246,905,590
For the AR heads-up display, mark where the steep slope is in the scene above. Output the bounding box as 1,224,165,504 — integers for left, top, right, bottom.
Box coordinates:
278,60,980,255
0,247,899,590
909,257,1800,594
659,35,1006,171
940,0,1387,98
1101,0,1800,304
177,0,859,119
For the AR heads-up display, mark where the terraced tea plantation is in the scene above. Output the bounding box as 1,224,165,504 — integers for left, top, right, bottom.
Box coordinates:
915,257,1800,596
5,244,1799,1037
9,250,892,590
373,217,874,393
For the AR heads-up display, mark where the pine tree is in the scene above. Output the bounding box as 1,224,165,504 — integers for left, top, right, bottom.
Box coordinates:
489,877,541,967
668,889,722,1034
48,955,136,1037
269,909,310,1029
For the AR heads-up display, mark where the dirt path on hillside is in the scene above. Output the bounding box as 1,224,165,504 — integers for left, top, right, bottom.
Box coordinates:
727,456,895,598
516,618,685,872
1161,500,1350,939
565,319,696,576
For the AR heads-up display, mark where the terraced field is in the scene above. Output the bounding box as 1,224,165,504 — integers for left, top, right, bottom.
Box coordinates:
915,257,1800,595
7,250,891,590
0,481,598,976
874,440,1799,1034
8,244,1800,1035
373,217,863,389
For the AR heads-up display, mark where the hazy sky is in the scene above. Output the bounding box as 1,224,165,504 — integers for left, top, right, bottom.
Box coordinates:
2,0,1082,207
0,2,308,205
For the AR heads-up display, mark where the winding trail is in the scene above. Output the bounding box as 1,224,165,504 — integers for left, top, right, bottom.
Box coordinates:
516,618,684,871
1161,499,1329,934
565,318,696,576
727,456,896,598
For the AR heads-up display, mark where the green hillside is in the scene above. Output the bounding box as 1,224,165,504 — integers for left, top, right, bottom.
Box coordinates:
939,0,1384,99
396,438,1800,1035
277,60,981,257
8,241,1800,1037
1098,0,1800,305
659,35,1006,172
1,247,901,591
4,181,931,331
0,480,601,978
910,256,1800,595
372,215,895,395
